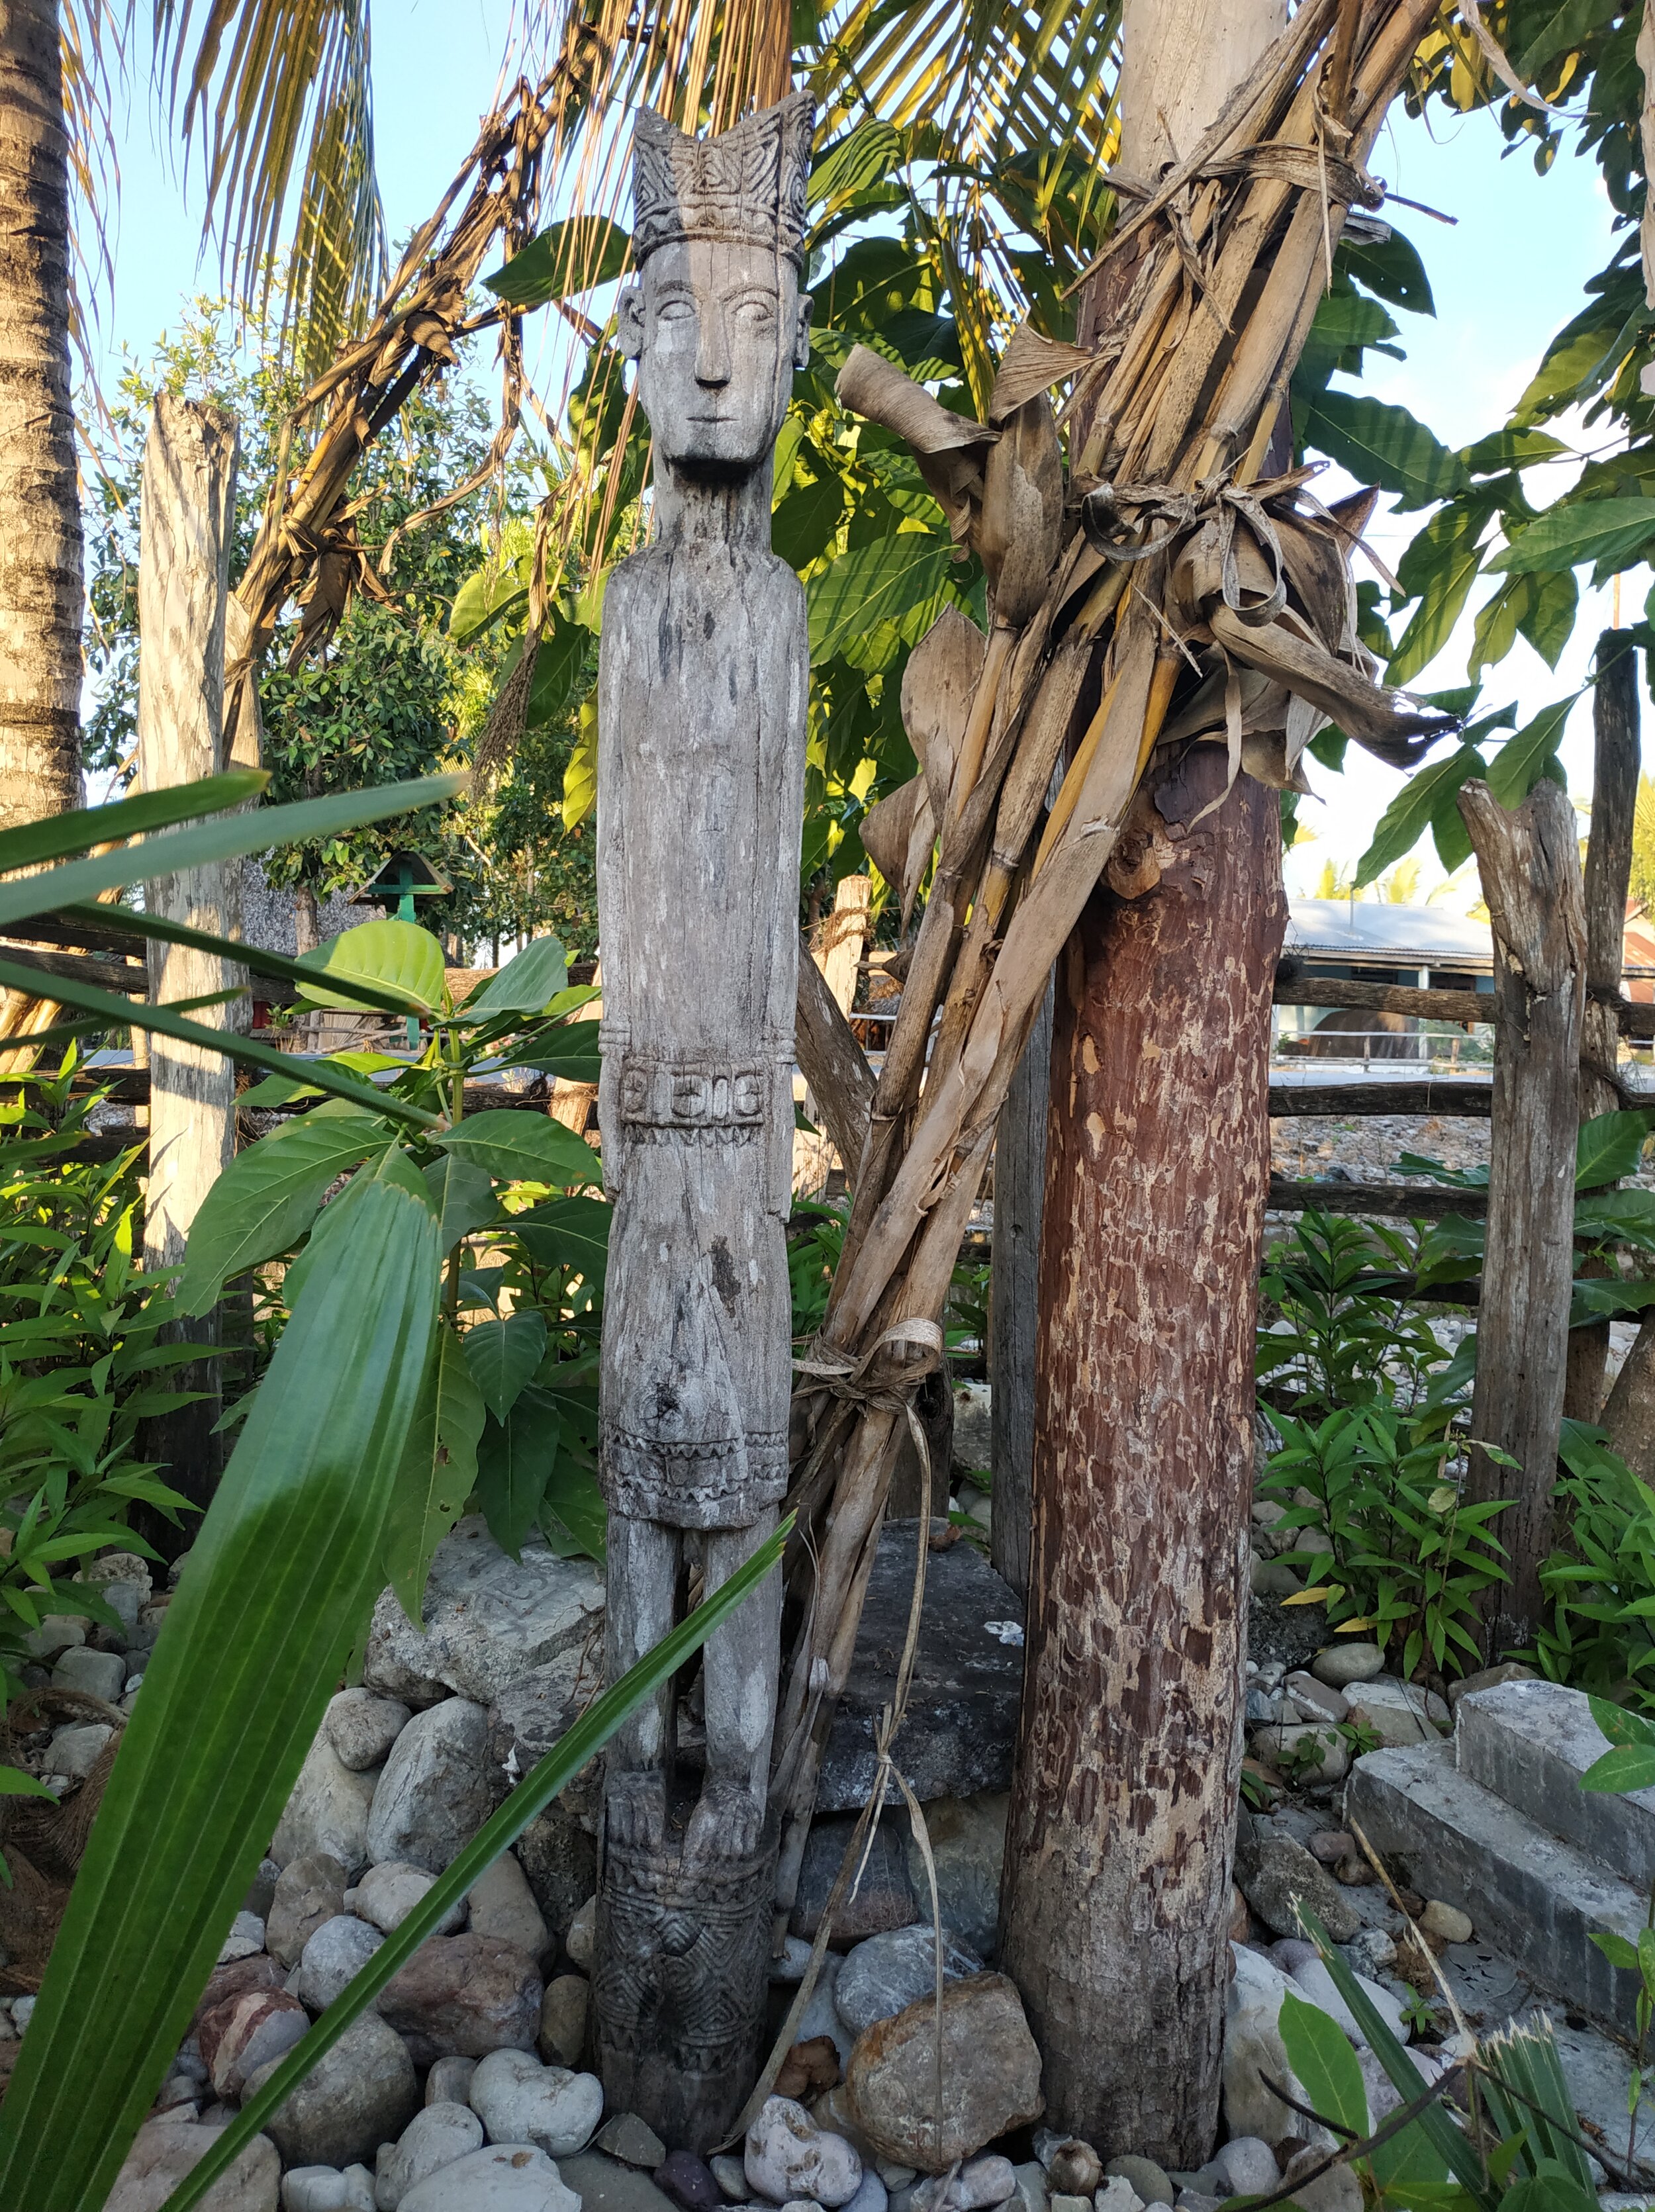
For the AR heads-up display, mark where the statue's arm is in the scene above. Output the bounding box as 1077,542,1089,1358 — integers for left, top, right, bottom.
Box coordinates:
595,573,637,1201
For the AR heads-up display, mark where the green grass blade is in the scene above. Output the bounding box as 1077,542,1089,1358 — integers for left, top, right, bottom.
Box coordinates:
162,1514,790,2212
1480,2021,1596,2188
1303,1912,1501,2208
0,774,463,931
0,956,441,1130
60,902,435,1019
0,773,267,874
0,1178,442,2212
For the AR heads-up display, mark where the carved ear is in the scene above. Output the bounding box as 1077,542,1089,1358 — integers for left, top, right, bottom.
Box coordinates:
794,294,814,372
618,285,645,363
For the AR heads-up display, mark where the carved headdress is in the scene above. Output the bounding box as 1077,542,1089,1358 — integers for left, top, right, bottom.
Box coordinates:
632,91,815,269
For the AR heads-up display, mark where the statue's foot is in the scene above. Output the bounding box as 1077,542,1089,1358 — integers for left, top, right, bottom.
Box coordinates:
685,1777,764,1865
606,1771,667,1852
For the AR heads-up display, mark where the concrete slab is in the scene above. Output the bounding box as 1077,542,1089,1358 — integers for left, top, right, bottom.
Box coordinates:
1345,1741,1647,2036
1456,1681,1655,1891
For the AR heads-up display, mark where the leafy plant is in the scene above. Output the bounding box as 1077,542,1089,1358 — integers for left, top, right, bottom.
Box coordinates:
178,915,612,1585
1257,1211,1507,1679
1537,1428,1655,1712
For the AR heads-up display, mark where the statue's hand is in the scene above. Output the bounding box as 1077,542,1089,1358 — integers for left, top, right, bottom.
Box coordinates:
685,1776,763,1865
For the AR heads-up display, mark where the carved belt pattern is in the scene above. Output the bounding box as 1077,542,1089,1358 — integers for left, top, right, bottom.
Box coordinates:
603,1421,788,1527
595,1836,775,2072
620,1057,767,1139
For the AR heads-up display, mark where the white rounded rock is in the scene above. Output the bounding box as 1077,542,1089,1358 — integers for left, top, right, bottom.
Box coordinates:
745,2094,863,2209
469,2049,603,2157
843,2171,889,2212
355,1861,466,1938
915,2156,1016,2211
375,2101,485,2209
295,1915,384,2013
399,2144,579,2212
1213,2141,1278,2198
1288,1956,1409,2049
283,2168,377,2212
564,1896,595,1970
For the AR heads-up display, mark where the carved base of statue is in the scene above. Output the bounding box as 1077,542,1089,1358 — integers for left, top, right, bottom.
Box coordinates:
595,1804,779,2151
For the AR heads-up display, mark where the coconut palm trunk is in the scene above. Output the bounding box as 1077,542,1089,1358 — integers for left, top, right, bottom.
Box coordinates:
999,0,1290,2162
0,0,83,832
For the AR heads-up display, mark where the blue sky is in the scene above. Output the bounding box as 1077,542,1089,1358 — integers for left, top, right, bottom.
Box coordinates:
89,15,1627,907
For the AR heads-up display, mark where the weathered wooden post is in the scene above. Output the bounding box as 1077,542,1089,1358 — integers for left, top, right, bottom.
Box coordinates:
138,392,240,1513
1566,631,1640,1420
592,93,814,2150
1458,776,1585,1653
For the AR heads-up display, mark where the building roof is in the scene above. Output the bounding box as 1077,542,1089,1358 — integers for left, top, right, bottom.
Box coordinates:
1285,899,1493,973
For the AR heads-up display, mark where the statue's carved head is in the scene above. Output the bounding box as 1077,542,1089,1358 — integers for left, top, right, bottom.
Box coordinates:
619,94,815,473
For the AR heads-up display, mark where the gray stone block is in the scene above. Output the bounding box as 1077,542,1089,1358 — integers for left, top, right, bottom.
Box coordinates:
818,1523,1024,1814
1456,1680,1655,1890
1345,1740,1646,2035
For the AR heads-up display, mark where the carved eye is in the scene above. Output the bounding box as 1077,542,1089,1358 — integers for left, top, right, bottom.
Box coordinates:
656,298,696,323
733,295,777,324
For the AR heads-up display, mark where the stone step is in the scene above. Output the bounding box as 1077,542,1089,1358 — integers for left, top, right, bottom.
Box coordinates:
1457,1680,1655,1892
1345,1739,1646,2037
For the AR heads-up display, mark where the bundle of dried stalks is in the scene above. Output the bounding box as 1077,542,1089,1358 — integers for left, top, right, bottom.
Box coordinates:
774,0,1449,1935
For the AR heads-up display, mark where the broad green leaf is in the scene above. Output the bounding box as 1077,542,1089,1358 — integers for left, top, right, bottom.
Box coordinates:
0,773,265,874
508,1020,603,1084
1570,1279,1655,1323
542,1457,608,1563
437,1109,600,1189
1295,389,1468,508
525,615,592,732
0,774,463,935
1340,227,1434,314
1354,743,1484,886
485,216,632,306
63,903,434,1020
1470,571,1578,679
461,938,569,1020
476,1389,561,1559
1278,1991,1370,2139
808,535,957,665
1587,1693,1655,1750
513,1193,612,1283
563,698,598,832
1486,694,1582,808
809,121,902,215
1574,1188,1655,1244
164,1516,788,2212
1501,2175,1599,2212
0,1177,440,2212
381,1325,487,1625
1461,427,1571,474
1580,1742,1655,1792
296,919,446,1016
0,1765,56,1803
175,1115,391,1315
1489,498,1655,579
1576,1111,1652,1192
463,1311,549,1422
0,956,439,1134
1389,505,1491,683
422,1156,496,1252
237,1052,405,1109
449,567,528,647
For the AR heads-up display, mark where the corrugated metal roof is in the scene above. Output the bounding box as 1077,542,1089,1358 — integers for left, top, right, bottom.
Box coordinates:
1285,899,1493,971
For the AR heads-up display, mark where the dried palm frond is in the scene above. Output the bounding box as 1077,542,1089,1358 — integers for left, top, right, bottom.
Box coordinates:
773,0,1452,1937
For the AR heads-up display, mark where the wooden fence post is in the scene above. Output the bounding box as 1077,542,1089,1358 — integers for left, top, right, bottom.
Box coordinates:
1566,632,1640,1421
988,979,1051,1600
1458,776,1585,1653
137,392,240,1520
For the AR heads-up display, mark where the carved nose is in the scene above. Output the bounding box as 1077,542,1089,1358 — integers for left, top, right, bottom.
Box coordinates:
695,311,731,387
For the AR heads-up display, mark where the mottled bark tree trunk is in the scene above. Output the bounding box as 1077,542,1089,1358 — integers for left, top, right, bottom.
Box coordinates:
1000,757,1285,2158
988,982,1051,1602
0,0,81,829
998,0,1286,2160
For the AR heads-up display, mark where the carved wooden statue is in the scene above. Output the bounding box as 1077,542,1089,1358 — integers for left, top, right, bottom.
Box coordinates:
593,91,814,2148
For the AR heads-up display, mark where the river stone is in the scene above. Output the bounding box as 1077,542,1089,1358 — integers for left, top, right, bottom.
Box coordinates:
272,1738,378,1876
487,1655,596,1775
559,2155,681,2212
424,2057,477,2107
843,1974,1043,2172
103,2117,280,2211
743,2095,863,2207
792,1816,919,1947
467,1852,550,1960
325,1688,411,1773
281,2168,377,2212
1221,1945,1333,2153
1092,2181,1141,2212
469,2048,603,2156
539,1976,589,2067
399,2145,579,2212
375,2101,485,2209
50,1642,126,1701
50,1721,113,1780
1213,2142,1278,2199
246,2012,418,2170
565,1897,595,1970
1235,1827,1359,1944
204,1988,309,2097
914,2154,1016,2211
1102,2164,1170,2210
355,1861,467,1938
820,1524,1023,1813
367,1700,497,1873
295,1915,385,2013
656,2150,721,2209
835,1927,984,2037
1249,1725,1348,1783
268,1853,349,1968
1284,1673,1349,1726
194,1954,287,2030
1289,1957,1409,2047
900,1796,1007,1961
1421,1899,1473,1945
1310,1644,1385,1690
364,1516,604,1708
379,1934,542,2064
1342,1679,1448,1747
596,2115,668,2168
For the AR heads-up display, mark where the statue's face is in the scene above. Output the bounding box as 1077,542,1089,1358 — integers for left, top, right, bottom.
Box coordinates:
618,240,812,473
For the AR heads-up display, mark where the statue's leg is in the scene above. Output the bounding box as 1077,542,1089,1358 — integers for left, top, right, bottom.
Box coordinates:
686,1506,780,1864
604,1510,678,1850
